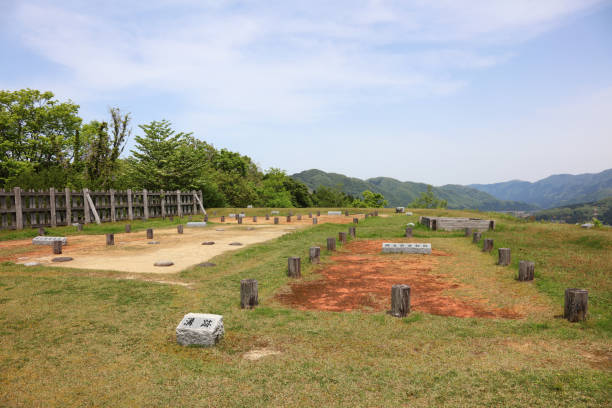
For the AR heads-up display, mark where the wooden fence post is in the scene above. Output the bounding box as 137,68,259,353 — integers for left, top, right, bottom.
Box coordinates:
65,188,71,225
240,279,259,308
110,189,116,222
49,187,57,227
14,187,23,230
142,189,149,220
287,257,301,278
161,191,166,219
83,188,91,224
127,189,133,221
390,284,411,317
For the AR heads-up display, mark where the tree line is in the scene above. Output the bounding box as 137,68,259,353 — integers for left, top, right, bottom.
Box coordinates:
1,89,389,208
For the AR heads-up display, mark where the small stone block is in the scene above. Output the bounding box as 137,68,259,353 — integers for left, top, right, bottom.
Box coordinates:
52,257,73,262
229,242,242,246
176,313,224,347
201,241,215,245
382,243,432,254
32,236,68,246
186,222,207,227
23,262,41,267
154,260,174,267
327,211,342,215
148,241,160,245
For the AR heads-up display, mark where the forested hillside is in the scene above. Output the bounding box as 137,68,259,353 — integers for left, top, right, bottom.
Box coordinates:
535,197,612,225
292,169,537,210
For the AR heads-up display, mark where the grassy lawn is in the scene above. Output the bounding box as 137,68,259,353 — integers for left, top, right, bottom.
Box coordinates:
0,210,610,407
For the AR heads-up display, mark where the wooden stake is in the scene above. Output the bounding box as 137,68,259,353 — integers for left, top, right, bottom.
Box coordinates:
240,279,258,309
390,284,411,317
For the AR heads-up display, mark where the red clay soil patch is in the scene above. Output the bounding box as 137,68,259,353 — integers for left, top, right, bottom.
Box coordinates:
276,240,521,319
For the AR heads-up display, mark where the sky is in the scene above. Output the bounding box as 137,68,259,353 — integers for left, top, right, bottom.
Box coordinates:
1,0,611,185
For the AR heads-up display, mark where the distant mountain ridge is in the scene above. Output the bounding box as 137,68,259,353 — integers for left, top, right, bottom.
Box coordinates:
291,169,537,210
469,169,612,209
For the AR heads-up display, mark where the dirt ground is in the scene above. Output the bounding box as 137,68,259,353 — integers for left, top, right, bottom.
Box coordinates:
276,239,522,319
1,214,362,274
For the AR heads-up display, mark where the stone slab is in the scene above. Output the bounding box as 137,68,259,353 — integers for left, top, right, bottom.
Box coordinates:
327,211,342,215
186,222,207,227
52,257,73,262
154,260,174,267
228,213,236,218
23,262,41,267
176,313,224,347
382,243,431,254
271,211,280,214
32,236,67,246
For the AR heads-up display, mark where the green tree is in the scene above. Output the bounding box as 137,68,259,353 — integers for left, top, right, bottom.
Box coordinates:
0,89,82,187
410,185,448,209
312,185,351,207
352,190,387,208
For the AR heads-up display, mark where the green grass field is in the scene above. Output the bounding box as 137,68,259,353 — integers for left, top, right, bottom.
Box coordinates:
1,209,610,407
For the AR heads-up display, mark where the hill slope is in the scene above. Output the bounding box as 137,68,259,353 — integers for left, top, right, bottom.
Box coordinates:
535,196,612,225
292,169,537,210
470,169,612,209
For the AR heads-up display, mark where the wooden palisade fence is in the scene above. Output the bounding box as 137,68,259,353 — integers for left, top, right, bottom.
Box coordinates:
0,188,206,230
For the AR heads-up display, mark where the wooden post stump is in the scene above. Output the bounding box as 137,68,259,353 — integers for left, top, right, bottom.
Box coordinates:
38,227,46,236
309,247,321,263
489,220,496,230
221,216,225,222
287,257,301,278
498,248,511,266
348,227,356,238
374,211,378,216
308,212,312,218
286,216,291,222
472,232,481,244
147,228,153,239
52,241,62,254
405,227,412,237
125,224,131,233
77,223,83,232
106,233,114,246
353,218,359,224
339,232,347,244
483,238,494,252
265,214,270,220
564,288,588,322
326,237,336,251
465,227,472,237
237,217,242,224
297,214,302,220
518,260,535,281
253,216,257,223
390,284,411,317
177,225,183,234
274,217,279,225
204,215,208,222
317,211,321,216
240,279,258,309
345,210,349,216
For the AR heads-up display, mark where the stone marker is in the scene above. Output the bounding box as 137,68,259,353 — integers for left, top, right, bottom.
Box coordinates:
274,217,279,225
405,227,412,237
348,226,356,238
482,238,494,252
313,218,318,225
176,313,224,347
38,227,46,236
498,248,511,266
518,260,535,281
240,279,258,309
52,257,73,262
328,211,342,215
186,222,207,227
288,257,301,278
353,218,359,224
154,260,174,267
221,216,225,222
309,247,321,263
147,228,154,239
23,262,41,267
564,289,588,322
106,233,114,246
390,284,411,317
271,210,280,215
382,243,431,254
148,241,160,245
52,241,62,254
125,224,131,233
201,241,215,245
33,236,68,246
339,231,347,244
327,237,336,251
472,232,481,244
229,242,242,246
177,225,184,234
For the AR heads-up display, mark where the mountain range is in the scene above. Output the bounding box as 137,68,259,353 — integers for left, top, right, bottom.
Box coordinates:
291,168,612,210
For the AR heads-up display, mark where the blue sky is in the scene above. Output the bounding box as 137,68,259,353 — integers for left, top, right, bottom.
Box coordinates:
1,0,611,185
